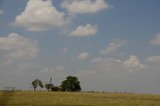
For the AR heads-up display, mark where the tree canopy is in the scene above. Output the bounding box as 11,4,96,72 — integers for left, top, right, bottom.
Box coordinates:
45,83,53,91
61,76,81,92
32,79,44,90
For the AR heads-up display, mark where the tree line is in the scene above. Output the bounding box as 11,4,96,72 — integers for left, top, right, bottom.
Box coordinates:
32,76,81,92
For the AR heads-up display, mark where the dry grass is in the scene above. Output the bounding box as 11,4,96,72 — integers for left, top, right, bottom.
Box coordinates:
0,91,160,106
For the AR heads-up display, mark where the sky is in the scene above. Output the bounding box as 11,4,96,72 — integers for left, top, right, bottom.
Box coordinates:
0,0,160,94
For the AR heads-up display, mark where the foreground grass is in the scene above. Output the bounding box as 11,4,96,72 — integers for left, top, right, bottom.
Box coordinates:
0,91,160,106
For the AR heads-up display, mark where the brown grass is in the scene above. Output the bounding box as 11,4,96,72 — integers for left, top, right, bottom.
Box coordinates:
0,91,160,106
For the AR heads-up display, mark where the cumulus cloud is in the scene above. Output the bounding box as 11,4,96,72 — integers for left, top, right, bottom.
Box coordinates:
61,0,111,14
100,39,127,54
0,33,39,64
91,55,145,72
69,24,98,37
78,52,89,60
12,0,67,31
76,55,160,93
146,55,160,64
0,10,3,15
123,55,146,72
150,33,160,45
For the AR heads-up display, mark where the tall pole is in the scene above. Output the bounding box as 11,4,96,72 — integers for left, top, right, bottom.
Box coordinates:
50,77,52,84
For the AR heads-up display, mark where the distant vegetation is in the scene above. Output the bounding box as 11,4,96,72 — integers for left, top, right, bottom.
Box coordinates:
1,76,160,106
61,76,81,92
32,79,44,91
32,76,81,92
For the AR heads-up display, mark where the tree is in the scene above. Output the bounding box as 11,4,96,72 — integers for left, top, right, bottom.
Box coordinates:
32,79,44,91
38,80,44,89
45,84,53,91
51,86,61,91
61,76,81,92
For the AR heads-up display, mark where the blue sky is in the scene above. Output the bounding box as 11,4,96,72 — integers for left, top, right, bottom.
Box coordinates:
0,0,160,94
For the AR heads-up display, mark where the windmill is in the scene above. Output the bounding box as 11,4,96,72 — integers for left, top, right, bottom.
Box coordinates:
50,77,52,84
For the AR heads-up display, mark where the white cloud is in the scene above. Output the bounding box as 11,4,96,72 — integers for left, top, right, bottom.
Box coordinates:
10,63,39,75
146,55,160,64
40,66,66,85
61,0,111,14
78,52,89,60
12,0,67,31
92,57,121,66
150,33,160,45
123,55,146,72
77,69,97,76
56,65,66,71
100,39,127,54
69,24,98,37
91,55,145,73
0,10,3,15
62,48,68,52
76,56,160,93
0,33,39,64
41,66,66,75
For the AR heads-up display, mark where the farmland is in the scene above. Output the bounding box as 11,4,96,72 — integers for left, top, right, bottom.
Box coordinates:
0,91,160,106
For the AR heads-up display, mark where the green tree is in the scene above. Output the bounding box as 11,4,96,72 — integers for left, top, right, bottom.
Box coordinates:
45,84,53,91
32,79,44,91
61,76,81,92
39,80,44,89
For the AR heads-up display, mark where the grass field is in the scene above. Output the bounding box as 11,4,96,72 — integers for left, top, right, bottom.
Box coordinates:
0,91,160,106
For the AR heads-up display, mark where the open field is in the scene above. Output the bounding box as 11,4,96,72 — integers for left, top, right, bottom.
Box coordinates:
0,91,160,106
